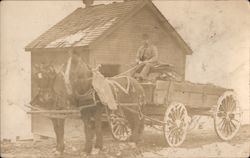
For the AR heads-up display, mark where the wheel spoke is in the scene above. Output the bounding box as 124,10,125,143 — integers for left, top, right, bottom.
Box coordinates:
229,120,236,131
231,119,240,128
169,112,175,121
167,120,175,127
217,110,226,117
225,97,230,112
168,131,173,144
118,125,124,138
171,130,175,144
221,100,226,112
171,108,177,120
231,111,242,115
228,97,233,112
228,121,233,135
222,121,228,136
116,125,121,137
114,125,121,135
112,123,118,131
232,118,240,123
175,107,181,120
228,97,235,112
219,103,226,112
173,133,177,145
217,118,224,127
224,121,231,137
112,120,119,127
219,119,226,132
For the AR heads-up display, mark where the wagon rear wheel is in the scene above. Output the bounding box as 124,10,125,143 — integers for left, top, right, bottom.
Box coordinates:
214,91,242,141
106,107,132,141
163,102,189,147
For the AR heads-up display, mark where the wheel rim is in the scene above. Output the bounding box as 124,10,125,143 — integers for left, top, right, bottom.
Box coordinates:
164,102,189,147
214,91,242,141
109,110,132,141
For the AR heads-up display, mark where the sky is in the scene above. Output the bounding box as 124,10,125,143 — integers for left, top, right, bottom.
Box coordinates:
1,0,249,139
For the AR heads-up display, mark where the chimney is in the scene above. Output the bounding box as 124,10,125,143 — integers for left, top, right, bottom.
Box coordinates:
82,0,94,8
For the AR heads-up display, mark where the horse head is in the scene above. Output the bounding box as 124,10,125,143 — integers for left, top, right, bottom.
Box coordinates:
33,63,57,90
32,63,59,108
69,57,94,96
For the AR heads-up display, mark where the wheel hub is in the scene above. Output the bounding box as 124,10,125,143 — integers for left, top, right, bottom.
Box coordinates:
225,113,234,120
175,120,181,128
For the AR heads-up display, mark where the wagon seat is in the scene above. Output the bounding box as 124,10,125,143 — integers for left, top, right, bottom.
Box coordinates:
140,63,182,82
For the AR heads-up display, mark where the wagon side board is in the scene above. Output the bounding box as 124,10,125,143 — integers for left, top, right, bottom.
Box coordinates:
167,81,230,110
142,80,233,117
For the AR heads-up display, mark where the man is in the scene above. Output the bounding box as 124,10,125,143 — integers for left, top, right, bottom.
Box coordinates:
132,33,159,80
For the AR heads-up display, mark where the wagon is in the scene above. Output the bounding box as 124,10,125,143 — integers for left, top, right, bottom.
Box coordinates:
108,79,242,147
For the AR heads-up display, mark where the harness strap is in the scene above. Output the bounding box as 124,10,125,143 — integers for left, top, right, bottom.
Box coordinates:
107,76,130,94
77,88,100,111
78,104,97,111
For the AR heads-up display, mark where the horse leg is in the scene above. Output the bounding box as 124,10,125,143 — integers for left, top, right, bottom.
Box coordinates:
51,119,59,152
138,119,144,142
127,113,144,157
124,109,137,144
57,119,65,153
51,118,65,154
130,122,140,144
126,109,144,145
94,105,103,150
81,109,95,154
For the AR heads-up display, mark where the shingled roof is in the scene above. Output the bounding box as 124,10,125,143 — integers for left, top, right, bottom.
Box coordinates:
25,0,192,54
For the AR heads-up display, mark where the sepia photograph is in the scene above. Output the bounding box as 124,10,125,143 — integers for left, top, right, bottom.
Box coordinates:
1,0,249,157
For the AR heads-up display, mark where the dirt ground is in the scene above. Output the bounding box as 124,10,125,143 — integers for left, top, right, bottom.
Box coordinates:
1,124,249,158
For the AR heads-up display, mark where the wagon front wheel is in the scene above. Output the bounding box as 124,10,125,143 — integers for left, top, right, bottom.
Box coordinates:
214,91,242,141
106,107,132,141
163,102,189,147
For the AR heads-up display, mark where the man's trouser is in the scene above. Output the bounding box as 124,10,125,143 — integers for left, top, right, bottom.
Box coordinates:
131,62,157,79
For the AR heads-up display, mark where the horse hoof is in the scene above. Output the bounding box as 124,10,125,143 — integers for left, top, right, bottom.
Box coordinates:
80,152,90,157
116,151,122,157
91,148,100,155
133,148,143,158
128,142,136,149
54,150,63,156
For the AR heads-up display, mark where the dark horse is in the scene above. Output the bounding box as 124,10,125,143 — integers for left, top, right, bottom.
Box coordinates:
31,51,145,155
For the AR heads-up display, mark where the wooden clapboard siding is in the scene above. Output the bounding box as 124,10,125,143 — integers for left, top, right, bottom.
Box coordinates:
91,6,186,78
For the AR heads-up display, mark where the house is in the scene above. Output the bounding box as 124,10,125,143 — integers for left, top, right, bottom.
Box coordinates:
25,0,192,137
